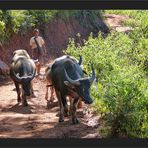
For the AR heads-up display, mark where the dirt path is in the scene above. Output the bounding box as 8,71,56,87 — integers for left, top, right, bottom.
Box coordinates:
0,13,130,138
0,67,100,138
104,14,133,33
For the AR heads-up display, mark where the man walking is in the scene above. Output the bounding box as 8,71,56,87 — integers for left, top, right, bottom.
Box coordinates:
30,29,47,75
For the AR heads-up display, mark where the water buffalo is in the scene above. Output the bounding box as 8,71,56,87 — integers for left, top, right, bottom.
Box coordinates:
45,55,95,124
10,49,36,106
45,55,84,108
45,62,55,103
13,49,30,59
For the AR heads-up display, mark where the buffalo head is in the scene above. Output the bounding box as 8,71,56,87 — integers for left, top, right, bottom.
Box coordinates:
13,70,36,96
64,64,95,104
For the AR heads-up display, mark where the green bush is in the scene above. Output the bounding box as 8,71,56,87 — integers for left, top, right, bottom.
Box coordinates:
65,10,148,138
0,21,5,42
0,10,105,43
0,10,59,42
26,10,58,25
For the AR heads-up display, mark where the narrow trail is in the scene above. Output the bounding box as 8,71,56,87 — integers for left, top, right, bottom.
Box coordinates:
0,13,135,138
0,67,101,138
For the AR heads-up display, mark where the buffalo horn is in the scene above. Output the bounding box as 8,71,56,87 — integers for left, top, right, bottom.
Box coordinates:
14,72,22,82
64,69,80,86
78,55,82,65
28,69,36,81
89,64,95,84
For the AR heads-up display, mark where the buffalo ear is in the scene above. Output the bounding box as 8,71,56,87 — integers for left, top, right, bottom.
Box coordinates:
82,70,87,75
64,81,75,89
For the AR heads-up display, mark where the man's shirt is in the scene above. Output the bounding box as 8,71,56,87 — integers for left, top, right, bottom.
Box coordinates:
30,36,45,49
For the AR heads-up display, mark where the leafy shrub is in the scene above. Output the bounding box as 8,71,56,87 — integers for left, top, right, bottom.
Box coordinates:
65,11,148,138
0,21,5,42
0,10,58,42
0,10,107,43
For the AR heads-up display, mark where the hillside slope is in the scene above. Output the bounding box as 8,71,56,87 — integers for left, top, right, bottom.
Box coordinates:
0,10,109,66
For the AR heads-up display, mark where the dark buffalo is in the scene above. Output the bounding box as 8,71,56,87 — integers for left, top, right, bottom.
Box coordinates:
10,49,36,106
45,55,95,124
45,55,82,105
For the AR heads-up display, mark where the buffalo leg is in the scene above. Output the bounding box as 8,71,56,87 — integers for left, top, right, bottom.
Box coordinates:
22,95,28,106
72,97,79,124
14,82,21,103
77,98,82,109
50,86,54,102
55,90,64,122
45,83,54,102
36,62,41,75
61,94,68,117
45,86,50,109
30,81,36,97
68,96,73,116
45,85,49,101
21,88,28,106
46,86,54,109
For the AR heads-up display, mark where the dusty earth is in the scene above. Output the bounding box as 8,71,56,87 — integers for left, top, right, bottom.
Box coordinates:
0,66,100,138
104,14,133,33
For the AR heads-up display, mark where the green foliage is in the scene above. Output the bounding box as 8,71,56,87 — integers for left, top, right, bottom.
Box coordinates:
26,10,58,25
65,10,148,138
0,10,104,43
0,10,58,42
56,10,106,33
0,21,5,42
55,10,77,20
10,10,34,33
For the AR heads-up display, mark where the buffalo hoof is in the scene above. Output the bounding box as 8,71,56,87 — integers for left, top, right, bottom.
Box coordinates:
64,108,69,117
49,97,54,103
68,110,72,116
23,102,28,107
64,112,69,117
17,98,21,103
46,101,50,109
72,118,79,124
59,117,64,122
46,100,55,109
77,100,82,109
